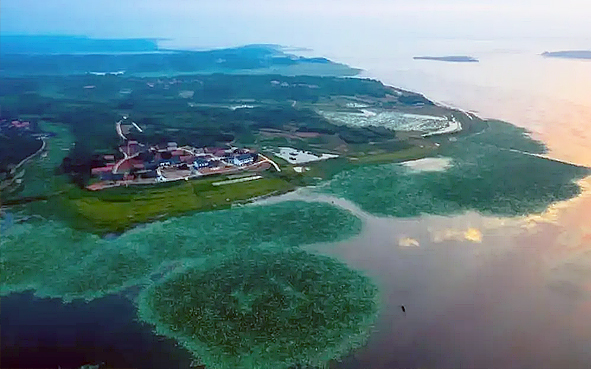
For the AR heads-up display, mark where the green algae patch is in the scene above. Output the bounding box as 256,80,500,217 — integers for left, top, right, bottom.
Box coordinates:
322,120,590,217
137,248,379,369
0,201,362,301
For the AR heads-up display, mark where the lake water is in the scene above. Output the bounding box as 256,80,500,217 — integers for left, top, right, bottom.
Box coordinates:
0,292,195,368
304,36,591,368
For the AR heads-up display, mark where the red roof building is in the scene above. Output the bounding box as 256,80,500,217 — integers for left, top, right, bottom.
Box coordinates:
11,120,30,129
91,165,114,175
180,155,195,163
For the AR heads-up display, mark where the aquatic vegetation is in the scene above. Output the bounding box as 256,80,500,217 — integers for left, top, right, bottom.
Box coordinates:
137,248,379,369
0,219,152,301
0,201,362,301
322,120,590,217
463,119,546,154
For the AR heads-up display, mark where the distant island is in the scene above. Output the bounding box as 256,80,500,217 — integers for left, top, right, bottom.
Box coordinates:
542,50,591,60
413,56,479,63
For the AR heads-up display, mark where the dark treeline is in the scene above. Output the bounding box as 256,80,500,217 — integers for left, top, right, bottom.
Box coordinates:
0,73,431,106
0,74,414,150
0,35,159,54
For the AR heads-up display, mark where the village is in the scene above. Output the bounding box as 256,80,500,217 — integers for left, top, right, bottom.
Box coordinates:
87,117,280,190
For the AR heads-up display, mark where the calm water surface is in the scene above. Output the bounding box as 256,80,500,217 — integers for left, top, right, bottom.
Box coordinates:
308,36,591,368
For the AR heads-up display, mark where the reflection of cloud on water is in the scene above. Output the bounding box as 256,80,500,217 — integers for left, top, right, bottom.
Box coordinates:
430,227,483,243
464,228,483,243
555,229,591,250
398,237,420,247
546,248,591,300
401,157,453,172
546,280,589,300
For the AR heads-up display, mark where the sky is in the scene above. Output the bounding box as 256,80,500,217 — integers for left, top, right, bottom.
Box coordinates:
2,0,590,49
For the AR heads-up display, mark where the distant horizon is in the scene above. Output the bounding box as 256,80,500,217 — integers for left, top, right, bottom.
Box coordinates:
2,0,590,51
2,34,589,59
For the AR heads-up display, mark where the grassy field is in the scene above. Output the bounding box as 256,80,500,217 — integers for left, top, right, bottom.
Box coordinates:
67,175,295,233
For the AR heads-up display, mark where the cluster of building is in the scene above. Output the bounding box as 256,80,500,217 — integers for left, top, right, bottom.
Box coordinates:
85,117,267,190
90,141,259,185
0,119,31,132
0,119,56,140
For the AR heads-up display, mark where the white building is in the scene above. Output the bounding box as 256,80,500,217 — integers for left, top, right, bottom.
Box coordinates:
232,154,254,166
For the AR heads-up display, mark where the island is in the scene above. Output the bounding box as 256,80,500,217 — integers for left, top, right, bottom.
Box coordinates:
541,50,591,60
413,55,479,63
